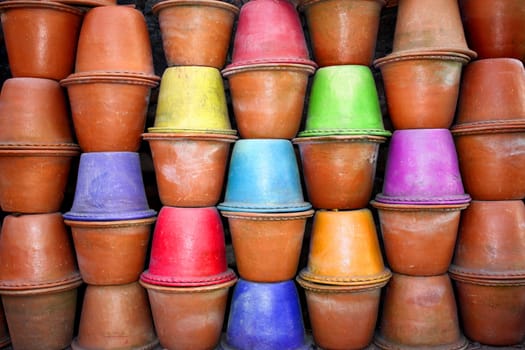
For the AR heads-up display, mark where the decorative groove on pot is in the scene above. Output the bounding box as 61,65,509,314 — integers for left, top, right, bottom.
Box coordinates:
221,210,314,221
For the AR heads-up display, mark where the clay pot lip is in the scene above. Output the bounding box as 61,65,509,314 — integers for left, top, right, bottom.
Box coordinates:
56,0,116,7
152,0,240,15
63,209,157,222
298,0,385,11
293,134,388,144
219,336,313,350
222,62,317,77
296,275,388,293
373,193,472,206
64,216,157,228
0,276,83,295
449,265,525,283
373,50,473,68
217,201,313,214
298,267,392,287
71,337,160,350
142,132,238,142
0,0,85,15
60,71,160,87
140,275,237,293
0,337,10,349
146,127,237,136
451,120,525,136
220,209,314,221
297,128,391,138
374,332,469,350
370,200,470,212
140,268,237,288
0,144,80,156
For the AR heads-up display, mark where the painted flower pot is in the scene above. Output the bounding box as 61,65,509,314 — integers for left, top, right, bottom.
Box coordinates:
299,209,391,286
221,279,311,350
222,63,315,139
0,146,79,213
374,51,470,129
65,217,156,285
141,206,236,287
218,139,311,213
141,279,236,350
294,135,386,209
375,129,471,205
299,0,385,66
153,0,239,69
220,210,314,282
61,72,159,152
72,282,159,350
0,0,83,80
64,152,156,221
149,66,234,134
371,201,468,276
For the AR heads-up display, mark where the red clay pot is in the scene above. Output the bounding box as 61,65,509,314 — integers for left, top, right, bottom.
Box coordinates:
65,217,156,285
72,282,159,350
299,0,385,66
0,0,83,80
371,201,468,276
221,210,314,282
0,303,10,348
143,133,236,207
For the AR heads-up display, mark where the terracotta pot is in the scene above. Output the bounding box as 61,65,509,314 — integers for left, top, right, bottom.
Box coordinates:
0,146,78,213
222,63,315,139
374,51,470,129
65,217,156,285
299,0,385,66
75,5,154,74
140,279,236,350
143,133,236,207
451,127,525,201
294,135,386,210
392,0,476,58
220,210,314,282
0,0,83,80
297,276,388,350
61,72,159,152
72,282,159,350
0,303,10,348
371,201,468,276
0,280,82,350
449,200,525,279
0,77,74,145
299,209,391,286
459,0,525,61
374,273,468,350
153,0,239,69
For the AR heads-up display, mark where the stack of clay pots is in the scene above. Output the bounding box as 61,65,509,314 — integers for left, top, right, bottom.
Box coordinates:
371,0,476,349
140,1,240,349
60,5,160,350
447,1,525,347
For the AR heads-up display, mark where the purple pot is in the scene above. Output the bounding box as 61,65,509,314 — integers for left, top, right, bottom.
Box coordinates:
375,129,471,205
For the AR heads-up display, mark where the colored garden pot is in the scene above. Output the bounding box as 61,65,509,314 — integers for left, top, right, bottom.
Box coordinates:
153,0,239,69
61,72,160,152
375,129,471,205
0,146,79,213
64,152,156,221
221,279,311,350
297,276,388,350
374,273,468,350
143,133,236,207
65,217,156,285
218,139,311,213
299,209,391,286
294,135,386,209
371,201,468,276
141,206,236,287
0,0,83,80
299,0,385,66
74,5,155,75
140,279,236,350
374,51,470,129
72,282,159,350
222,63,315,139
298,65,390,137
220,210,314,282
149,66,234,135
459,0,525,61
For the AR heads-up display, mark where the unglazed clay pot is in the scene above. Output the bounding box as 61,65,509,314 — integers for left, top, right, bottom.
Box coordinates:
0,0,83,80
143,133,236,207
141,279,236,350
220,210,314,282
72,282,159,350
61,72,159,152
299,0,385,66
371,201,468,276
299,209,391,286
374,51,470,129
66,217,156,285
459,0,525,61
222,63,315,139
0,303,10,348
294,135,386,209
153,0,239,69
374,273,468,350
0,146,79,213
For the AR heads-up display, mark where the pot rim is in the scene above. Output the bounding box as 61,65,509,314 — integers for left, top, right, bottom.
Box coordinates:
449,265,525,283
293,134,388,144
140,268,237,288
220,209,315,221
297,128,392,137
370,200,470,212
0,0,84,15
64,216,157,228
60,71,160,87
298,0,386,11
373,50,472,68
451,120,525,136
219,334,313,350
0,277,83,296
57,0,116,7
146,127,237,135
217,201,313,213
152,0,240,15
63,210,157,222
374,333,469,350
222,62,316,77
140,276,237,293
0,336,10,348
298,267,392,287
0,144,80,156
71,337,160,350
373,194,472,206
143,132,238,142
296,275,388,293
